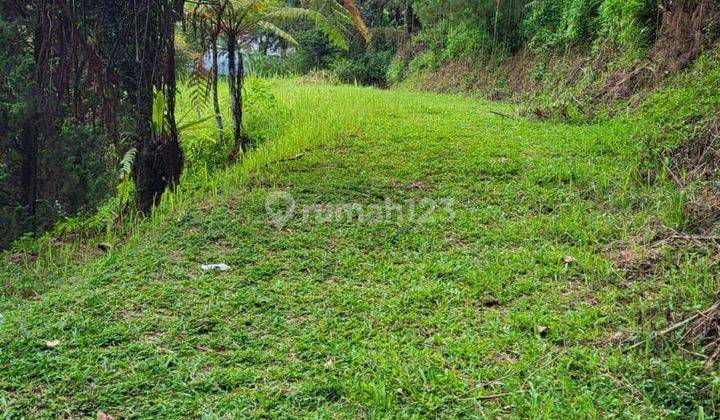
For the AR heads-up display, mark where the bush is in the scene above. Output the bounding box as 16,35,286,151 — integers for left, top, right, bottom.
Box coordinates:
523,0,602,50
598,0,657,49
249,53,294,77
332,51,394,86
386,57,407,85
523,1,565,50
412,21,450,57
561,0,602,44
444,21,489,60
407,50,443,75
285,28,341,74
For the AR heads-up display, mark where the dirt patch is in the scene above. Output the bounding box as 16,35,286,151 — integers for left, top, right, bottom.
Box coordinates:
416,50,586,102
503,49,541,95
415,60,480,94
607,241,666,283
666,116,720,182
681,301,720,368
8,252,37,266
665,114,720,232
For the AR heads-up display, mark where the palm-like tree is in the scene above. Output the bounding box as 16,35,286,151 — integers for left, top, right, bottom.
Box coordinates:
186,0,367,160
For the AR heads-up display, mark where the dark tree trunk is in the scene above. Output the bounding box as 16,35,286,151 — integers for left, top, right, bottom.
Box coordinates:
28,2,54,232
131,83,162,212
20,119,38,230
237,50,244,143
227,34,245,161
492,0,500,53
128,1,184,213
404,0,420,35
211,37,223,139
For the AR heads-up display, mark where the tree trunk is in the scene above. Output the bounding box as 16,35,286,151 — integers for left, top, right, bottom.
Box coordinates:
129,1,184,213
492,0,500,54
227,34,245,161
404,0,420,35
238,50,244,144
29,3,53,232
211,37,223,140
20,119,38,231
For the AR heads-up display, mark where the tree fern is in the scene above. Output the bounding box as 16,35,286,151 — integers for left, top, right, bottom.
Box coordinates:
180,0,368,156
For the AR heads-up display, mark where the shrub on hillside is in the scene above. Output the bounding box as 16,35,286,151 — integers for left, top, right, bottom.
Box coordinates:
286,28,341,74
598,0,658,49
332,51,394,86
249,54,295,78
407,50,443,75
444,21,490,59
386,57,406,84
523,0,601,50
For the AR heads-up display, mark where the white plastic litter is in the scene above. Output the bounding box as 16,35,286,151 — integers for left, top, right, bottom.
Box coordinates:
200,263,231,272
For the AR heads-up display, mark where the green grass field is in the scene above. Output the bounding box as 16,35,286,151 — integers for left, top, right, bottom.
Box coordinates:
1,79,719,417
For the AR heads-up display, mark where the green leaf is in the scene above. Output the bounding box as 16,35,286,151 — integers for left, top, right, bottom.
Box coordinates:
152,90,165,135
258,21,299,46
178,115,216,133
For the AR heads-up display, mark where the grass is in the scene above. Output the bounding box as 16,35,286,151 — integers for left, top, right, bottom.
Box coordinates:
1,78,719,417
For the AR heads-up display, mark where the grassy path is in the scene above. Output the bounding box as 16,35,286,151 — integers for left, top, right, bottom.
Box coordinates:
1,82,718,417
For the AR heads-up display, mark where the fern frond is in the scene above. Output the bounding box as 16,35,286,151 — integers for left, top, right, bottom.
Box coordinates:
266,7,349,49
257,21,299,46
119,148,137,180
187,55,212,116
340,0,369,42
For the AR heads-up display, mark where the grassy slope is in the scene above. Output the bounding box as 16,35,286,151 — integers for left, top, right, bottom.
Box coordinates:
1,81,719,417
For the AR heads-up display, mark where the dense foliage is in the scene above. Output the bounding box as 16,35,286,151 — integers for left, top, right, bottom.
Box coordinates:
0,0,360,248
0,1,136,247
273,0,664,84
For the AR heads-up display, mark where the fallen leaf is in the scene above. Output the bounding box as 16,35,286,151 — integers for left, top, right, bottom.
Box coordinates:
563,256,575,264
323,359,334,369
97,412,115,420
536,326,548,337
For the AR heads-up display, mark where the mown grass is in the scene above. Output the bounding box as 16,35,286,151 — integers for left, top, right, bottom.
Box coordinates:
1,77,719,417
